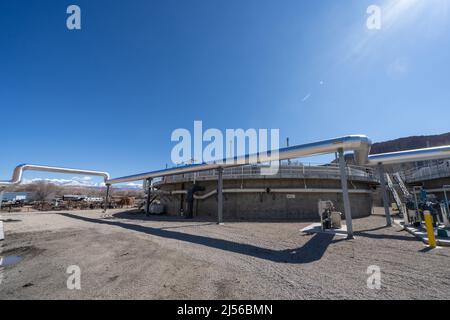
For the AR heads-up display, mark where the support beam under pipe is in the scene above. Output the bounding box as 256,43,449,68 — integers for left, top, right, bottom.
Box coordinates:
338,149,354,239
377,164,392,226
0,189,3,241
443,186,449,208
0,189,4,211
103,184,110,213
217,168,223,225
145,178,152,215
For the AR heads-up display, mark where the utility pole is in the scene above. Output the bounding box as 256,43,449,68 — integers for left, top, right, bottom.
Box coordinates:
287,137,291,165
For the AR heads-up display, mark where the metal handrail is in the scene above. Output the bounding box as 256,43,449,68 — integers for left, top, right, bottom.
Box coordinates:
158,164,376,184
401,161,450,182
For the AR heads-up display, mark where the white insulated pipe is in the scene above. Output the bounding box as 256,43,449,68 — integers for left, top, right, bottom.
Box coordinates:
4,140,450,187
106,135,372,185
368,146,450,166
0,164,110,187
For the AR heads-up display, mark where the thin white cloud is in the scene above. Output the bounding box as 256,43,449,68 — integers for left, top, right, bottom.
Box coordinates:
73,176,93,181
125,182,142,187
302,93,311,102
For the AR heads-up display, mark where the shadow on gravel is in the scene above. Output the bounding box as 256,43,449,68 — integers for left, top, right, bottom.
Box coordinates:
357,225,390,233
57,212,337,264
354,230,417,242
0,219,22,223
419,247,434,253
112,210,317,223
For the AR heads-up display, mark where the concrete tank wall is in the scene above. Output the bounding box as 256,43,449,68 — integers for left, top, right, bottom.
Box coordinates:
408,177,450,201
157,178,374,221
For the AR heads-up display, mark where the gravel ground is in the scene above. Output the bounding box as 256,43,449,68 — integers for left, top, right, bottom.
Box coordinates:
0,208,449,300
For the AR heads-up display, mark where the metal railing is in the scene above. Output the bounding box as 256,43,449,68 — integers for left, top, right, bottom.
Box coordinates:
157,163,377,184
401,161,450,182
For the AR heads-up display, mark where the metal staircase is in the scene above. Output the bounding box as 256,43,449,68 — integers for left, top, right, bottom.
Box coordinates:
385,173,406,217
393,173,411,199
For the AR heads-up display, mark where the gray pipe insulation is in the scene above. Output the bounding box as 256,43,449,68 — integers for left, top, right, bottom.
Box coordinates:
105,135,372,185
2,135,450,187
0,164,110,187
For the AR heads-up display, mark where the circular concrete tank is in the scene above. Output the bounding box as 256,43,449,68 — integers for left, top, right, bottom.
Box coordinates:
154,164,377,221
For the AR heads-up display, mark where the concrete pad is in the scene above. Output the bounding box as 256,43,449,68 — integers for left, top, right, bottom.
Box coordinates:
393,218,450,247
300,223,348,237
0,221,4,241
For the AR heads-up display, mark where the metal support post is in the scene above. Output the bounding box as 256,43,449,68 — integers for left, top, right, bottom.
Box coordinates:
338,149,354,239
217,167,223,225
103,184,111,213
378,164,392,226
0,189,4,212
145,178,152,215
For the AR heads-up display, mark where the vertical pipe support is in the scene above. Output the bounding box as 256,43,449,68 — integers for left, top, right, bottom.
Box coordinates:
0,189,4,211
338,149,354,239
378,164,392,226
413,186,421,222
217,167,224,225
0,188,4,241
145,178,152,215
103,184,111,213
444,186,449,209
440,203,450,226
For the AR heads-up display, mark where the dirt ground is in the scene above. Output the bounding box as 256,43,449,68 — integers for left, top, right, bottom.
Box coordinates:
0,208,449,300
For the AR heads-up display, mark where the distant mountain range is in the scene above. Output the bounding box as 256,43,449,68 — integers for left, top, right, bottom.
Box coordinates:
370,132,450,154
23,178,142,190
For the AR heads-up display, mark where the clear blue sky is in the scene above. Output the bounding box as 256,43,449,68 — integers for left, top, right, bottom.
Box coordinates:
1,0,449,184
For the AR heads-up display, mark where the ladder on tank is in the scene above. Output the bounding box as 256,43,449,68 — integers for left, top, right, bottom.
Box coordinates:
386,173,406,217
393,173,411,199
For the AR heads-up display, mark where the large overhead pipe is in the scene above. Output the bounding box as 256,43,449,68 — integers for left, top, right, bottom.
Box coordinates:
368,146,450,226
0,164,110,186
106,135,372,185
367,146,450,166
